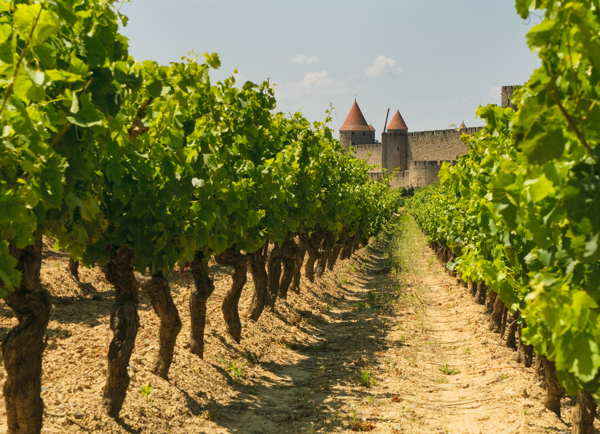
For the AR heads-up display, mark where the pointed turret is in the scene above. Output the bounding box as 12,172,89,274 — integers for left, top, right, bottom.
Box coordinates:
387,110,408,131
340,101,371,131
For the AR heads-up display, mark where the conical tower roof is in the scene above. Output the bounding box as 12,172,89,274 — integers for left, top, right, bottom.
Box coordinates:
387,110,408,131
340,101,371,131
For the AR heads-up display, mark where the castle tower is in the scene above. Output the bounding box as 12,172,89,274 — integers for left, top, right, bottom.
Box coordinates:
501,85,520,109
339,100,375,147
382,110,409,171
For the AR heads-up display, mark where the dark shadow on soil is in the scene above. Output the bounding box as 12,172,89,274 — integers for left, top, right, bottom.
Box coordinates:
198,240,400,432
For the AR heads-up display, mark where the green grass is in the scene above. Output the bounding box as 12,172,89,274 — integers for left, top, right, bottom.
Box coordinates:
139,384,153,398
358,369,377,387
439,364,460,375
224,360,247,380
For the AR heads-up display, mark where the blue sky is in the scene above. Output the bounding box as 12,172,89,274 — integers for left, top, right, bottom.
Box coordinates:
119,0,540,134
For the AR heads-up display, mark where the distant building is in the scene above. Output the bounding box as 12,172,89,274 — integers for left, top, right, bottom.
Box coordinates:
340,86,517,188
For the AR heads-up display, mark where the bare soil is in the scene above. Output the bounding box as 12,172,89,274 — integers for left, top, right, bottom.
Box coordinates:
0,218,578,433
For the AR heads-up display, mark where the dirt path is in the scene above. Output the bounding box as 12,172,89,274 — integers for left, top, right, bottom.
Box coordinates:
202,216,569,433
0,217,573,433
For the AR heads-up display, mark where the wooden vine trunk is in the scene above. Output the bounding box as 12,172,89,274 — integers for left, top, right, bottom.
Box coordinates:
102,247,139,418
279,239,299,299
248,246,270,322
572,391,597,434
291,246,306,293
2,236,50,434
266,243,283,308
216,249,248,343
142,272,181,379
189,252,214,358
540,357,562,417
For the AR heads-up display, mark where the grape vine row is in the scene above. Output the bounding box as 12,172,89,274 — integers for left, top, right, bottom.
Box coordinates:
407,1,600,432
0,1,400,432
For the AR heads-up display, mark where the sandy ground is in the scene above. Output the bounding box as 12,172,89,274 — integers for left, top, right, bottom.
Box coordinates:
0,217,579,433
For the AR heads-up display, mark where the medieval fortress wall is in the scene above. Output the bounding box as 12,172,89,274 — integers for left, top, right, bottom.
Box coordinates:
340,86,516,188
353,143,384,170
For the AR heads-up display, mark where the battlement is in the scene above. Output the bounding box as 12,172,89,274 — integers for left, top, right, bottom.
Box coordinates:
351,143,382,151
407,127,481,138
352,143,383,171
410,160,453,167
339,86,513,188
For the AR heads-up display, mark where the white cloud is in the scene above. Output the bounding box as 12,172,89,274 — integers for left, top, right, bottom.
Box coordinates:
302,70,334,87
276,71,352,102
366,55,403,78
291,54,320,65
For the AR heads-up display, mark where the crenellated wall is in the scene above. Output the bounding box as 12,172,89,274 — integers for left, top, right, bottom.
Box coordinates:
406,127,480,162
351,143,383,171
408,161,442,187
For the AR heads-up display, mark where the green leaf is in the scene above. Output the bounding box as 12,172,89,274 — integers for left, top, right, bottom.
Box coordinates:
527,19,556,48
522,128,565,164
13,66,33,102
526,175,555,203
0,24,11,45
13,3,58,46
515,0,532,19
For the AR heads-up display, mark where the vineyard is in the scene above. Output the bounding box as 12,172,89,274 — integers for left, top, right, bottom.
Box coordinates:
1,0,600,433
0,1,400,433
407,0,600,433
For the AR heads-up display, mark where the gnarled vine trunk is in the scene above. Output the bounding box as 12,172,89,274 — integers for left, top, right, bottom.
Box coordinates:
541,356,563,417
340,236,356,260
142,272,181,379
189,251,215,358
475,281,486,305
486,290,496,314
103,247,139,419
327,242,344,271
68,258,80,282
291,244,306,293
573,390,597,434
3,236,50,434
248,246,270,322
216,249,247,343
505,312,519,350
279,238,299,299
301,232,323,283
316,232,335,277
517,324,534,367
490,296,505,333
266,243,283,308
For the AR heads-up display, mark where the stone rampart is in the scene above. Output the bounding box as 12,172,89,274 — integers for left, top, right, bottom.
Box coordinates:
407,127,480,162
352,143,382,171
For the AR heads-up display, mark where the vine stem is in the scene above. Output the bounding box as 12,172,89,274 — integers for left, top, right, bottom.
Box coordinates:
0,4,44,118
545,65,597,162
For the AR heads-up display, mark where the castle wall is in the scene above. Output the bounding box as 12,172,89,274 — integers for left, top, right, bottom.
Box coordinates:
501,85,519,108
351,143,383,171
407,127,480,162
408,161,443,187
382,130,408,171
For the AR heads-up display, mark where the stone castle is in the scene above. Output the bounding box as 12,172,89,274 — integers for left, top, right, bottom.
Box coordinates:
340,86,517,187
